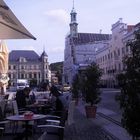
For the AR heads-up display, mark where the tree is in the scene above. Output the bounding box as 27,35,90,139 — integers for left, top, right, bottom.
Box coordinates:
50,62,63,84
81,62,102,106
117,29,140,140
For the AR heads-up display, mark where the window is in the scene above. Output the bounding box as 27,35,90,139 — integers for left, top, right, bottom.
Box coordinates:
114,51,116,57
21,65,24,69
34,73,37,79
21,74,24,79
13,74,16,79
29,73,32,78
8,74,11,79
36,65,39,69
118,49,120,56
108,53,110,59
103,56,104,62
9,65,11,70
122,47,125,55
110,52,113,58
13,65,16,70
105,55,107,61
73,15,76,20
18,74,20,79
31,65,34,69
34,65,36,69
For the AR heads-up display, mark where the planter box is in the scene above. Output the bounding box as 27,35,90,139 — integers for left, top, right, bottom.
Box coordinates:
85,105,97,118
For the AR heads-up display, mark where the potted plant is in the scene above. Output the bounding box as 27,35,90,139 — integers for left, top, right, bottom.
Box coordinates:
71,73,80,105
81,62,102,118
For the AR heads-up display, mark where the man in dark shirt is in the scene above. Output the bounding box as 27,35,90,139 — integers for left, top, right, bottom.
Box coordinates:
15,89,26,109
50,85,65,116
15,87,31,109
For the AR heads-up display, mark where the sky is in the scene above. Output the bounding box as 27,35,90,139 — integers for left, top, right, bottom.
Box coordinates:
4,0,140,63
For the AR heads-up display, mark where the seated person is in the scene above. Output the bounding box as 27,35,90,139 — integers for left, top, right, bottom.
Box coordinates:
50,85,67,117
15,87,31,109
28,90,36,104
15,89,26,109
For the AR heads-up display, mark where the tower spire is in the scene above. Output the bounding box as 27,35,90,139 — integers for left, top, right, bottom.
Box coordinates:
70,0,78,37
43,45,45,52
73,0,74,9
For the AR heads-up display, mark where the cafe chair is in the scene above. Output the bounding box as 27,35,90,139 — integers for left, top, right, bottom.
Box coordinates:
0,107,9,136
37,100,75,140
12,100,28,116
12,100,29,133
0,100,7,117
37,110,66,140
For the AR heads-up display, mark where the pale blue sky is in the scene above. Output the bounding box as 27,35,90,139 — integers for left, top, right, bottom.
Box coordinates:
4,0,140,63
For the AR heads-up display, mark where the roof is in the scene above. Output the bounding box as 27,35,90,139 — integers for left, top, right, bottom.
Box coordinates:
41,50,48,57
69,33,111,45
9,50,40,62
135,22,140,28
127,25,134,32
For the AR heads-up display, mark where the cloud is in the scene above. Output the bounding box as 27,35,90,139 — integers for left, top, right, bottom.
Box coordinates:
44,9,69,24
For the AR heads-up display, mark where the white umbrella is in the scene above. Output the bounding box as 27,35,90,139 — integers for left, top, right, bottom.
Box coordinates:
0,40,9,93
0,0,36,40
0,40,9,95
0,40,8,73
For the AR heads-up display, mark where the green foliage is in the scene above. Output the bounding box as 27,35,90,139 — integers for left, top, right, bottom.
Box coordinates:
81,62,102,106
117,29,140,139
50,62,63,83
30,79,37,87
50,62,63,71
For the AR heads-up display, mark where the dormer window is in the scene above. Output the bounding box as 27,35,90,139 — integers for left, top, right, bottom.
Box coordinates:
19,57,27,63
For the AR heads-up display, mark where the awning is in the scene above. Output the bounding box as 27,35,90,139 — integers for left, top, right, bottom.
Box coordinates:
0,0,36,40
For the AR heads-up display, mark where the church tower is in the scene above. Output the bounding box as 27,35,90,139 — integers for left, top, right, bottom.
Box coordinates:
40,49,49,83
69,0,78,37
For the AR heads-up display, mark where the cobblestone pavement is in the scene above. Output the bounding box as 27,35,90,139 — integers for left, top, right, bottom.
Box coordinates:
64,108,119,140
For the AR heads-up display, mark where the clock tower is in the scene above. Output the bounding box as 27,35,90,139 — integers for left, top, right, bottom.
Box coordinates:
69,0,78,37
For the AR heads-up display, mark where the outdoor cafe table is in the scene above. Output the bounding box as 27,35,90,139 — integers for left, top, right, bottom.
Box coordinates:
7,114,46,140
26,104,47,114
36,98,49,104
26,103,52,114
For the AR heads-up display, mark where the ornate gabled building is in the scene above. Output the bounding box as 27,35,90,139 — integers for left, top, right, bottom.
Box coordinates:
63,5,111,84
8,50,51,87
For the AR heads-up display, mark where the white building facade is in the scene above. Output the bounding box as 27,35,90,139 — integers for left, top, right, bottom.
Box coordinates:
63,6,110,85
96,19,139,88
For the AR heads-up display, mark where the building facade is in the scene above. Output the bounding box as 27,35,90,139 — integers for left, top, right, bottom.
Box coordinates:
8,50,51,87
63,6,110,85
96,19,139,88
